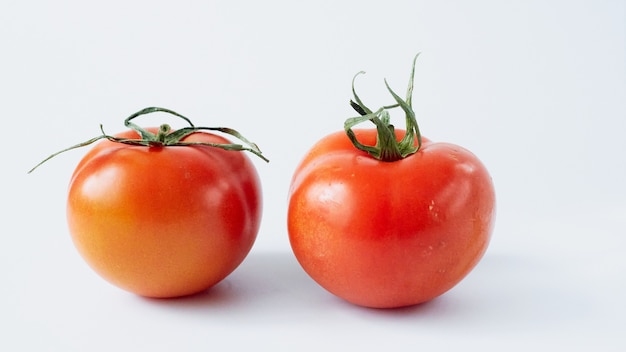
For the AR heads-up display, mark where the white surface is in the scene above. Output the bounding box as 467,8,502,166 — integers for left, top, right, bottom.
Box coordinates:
2,0,625,350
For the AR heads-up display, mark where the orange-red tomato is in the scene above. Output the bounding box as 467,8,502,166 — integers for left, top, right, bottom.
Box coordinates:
67,128,262,298
287,129,495,308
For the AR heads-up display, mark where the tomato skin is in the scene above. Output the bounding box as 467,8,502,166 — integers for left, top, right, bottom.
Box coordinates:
287,129,495,308
67,128,262,298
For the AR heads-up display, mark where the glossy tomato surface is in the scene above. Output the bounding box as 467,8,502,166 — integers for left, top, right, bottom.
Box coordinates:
67,128,262,298
287,129,495,308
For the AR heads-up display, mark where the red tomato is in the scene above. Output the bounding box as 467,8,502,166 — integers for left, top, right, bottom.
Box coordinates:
288,129,495,308
287,57,496,308
66,126,263,298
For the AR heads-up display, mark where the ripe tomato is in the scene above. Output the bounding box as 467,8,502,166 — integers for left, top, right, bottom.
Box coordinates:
36,107,265,298
287,56,496,308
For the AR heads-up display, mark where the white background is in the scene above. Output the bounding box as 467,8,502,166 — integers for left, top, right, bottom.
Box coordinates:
2,0,625,350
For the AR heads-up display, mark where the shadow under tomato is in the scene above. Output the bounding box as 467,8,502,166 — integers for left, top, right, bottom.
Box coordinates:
136,279,241,308
329,290,453,320
132,249,321,313
131,250,514,322
347,251,596,329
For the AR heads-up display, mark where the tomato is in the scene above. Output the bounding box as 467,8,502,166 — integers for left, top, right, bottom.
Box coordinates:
34,107,266,298
287,56,496,308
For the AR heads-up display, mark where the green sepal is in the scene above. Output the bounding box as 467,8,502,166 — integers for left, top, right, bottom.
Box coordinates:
343,53,423,162
28,107,268,173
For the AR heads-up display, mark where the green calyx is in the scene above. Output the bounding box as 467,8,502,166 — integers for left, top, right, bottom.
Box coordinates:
28,107,268,173
344,53,423,162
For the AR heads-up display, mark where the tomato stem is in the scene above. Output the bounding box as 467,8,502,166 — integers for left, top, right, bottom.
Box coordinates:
28,107,268,173
344,54,423,162
152,124,172,146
